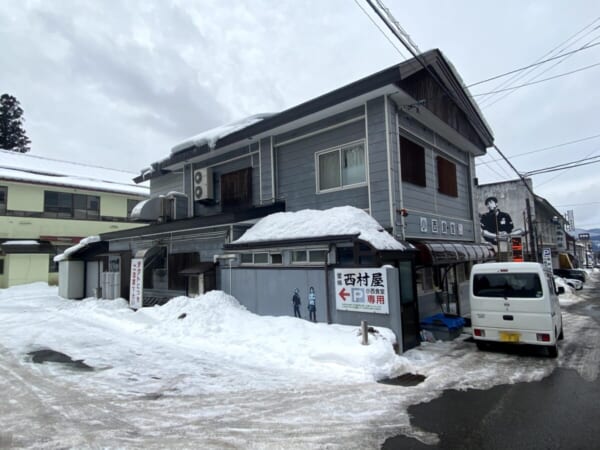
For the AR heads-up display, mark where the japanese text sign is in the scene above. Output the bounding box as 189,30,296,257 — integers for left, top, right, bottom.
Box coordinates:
334,268,389,314
129,258,144,310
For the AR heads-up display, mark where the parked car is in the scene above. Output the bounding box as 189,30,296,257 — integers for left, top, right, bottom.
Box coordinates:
470,262,564,358
557,276,583,290
553,268,586,283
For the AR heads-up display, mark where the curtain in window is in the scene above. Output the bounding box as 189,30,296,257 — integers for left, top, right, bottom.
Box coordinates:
319,151,340,190
342,143,365,185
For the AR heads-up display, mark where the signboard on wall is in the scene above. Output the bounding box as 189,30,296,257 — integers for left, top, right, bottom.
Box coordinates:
129,258,144,310
542,248,552,271
334,268,390,314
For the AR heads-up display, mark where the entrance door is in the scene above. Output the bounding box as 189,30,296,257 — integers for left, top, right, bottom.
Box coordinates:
398,261,420,351
188,275,204,297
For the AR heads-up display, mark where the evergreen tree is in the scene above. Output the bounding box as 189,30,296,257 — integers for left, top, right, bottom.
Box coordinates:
0,94,31,153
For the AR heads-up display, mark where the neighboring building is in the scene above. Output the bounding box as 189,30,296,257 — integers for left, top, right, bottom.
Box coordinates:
0,150,148,288
59,49,496,350
476,178,569,268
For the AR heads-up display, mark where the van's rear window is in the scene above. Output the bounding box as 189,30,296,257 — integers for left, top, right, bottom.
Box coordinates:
472,273,543,298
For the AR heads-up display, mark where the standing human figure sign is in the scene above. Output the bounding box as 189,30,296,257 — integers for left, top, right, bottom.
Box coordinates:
308,286,317,322
292,288,301,318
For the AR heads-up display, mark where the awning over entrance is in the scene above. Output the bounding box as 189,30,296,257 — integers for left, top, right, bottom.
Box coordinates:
411,241,495,266
178,262,216,276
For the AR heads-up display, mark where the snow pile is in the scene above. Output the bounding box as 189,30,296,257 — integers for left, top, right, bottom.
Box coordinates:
233,206,411,251
170,113,274,154
137,291,408,382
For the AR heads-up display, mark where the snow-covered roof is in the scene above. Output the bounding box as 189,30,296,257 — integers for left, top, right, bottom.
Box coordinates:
170,113,275,155
232,206,412,251
0,149,149,196
53,236,101,262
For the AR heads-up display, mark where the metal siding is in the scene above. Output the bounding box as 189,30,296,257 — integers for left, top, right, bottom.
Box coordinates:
367,97,391,228
275,119,369,211
398,111,477,240
274,106,364,145
150,173,183,197
260,137,273,203
226,267,327,319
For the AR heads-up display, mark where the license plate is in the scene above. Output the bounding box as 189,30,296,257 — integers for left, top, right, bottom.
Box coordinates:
499,332,520,342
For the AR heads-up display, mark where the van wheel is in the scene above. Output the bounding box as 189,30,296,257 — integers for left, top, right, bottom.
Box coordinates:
547,345,558,358
558,327,564,341
476,341,487,351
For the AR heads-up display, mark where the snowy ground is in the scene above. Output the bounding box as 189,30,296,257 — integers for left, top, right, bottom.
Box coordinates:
0,272,598,449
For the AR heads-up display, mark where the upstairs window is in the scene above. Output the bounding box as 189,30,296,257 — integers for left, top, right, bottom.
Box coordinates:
436,156,458,197
317,141,366,192
0,186,6,214
400,136,426,187
44,191,100,219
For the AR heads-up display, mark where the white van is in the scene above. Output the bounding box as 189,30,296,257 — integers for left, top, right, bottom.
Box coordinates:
469,262,564,357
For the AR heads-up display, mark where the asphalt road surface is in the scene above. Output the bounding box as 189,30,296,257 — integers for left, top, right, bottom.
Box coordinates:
383,275,600,450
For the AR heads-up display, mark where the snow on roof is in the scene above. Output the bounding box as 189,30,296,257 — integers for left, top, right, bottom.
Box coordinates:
233,206,411,251
0,149,149,196
0,240,39,246
53,236,101,262
170,113,275,155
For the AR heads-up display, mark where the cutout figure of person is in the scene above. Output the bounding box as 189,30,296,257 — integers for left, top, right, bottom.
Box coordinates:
292,288,301,318
308,286,317,322
480,196,514,245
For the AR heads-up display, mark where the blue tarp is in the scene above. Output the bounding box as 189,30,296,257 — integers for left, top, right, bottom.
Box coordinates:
420,313,465,330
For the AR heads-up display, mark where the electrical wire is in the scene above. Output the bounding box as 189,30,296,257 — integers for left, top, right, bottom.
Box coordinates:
523,154,600,176
471,61,600,97
478,17,600,107
466,42,600,88
353,0,408,59
478,132,600,164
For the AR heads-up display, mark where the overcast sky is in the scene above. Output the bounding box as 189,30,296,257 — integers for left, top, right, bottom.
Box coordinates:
2,1,600,228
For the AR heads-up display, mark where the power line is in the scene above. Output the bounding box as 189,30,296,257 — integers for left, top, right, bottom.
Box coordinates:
477,132,600,164
471,61,600,97
466,42,600,88
479,17,600,107
523,154,600,176
535,147,600,187
353,0,408,59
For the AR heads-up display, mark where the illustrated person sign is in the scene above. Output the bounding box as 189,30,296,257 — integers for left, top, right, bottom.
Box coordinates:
480,196,526,246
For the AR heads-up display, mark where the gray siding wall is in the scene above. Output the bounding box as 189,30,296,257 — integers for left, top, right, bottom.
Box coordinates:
150,172,184,197
397,111,476,241
275,113,369,211
259,137,273,204
224,266,403,348
367,97,392,229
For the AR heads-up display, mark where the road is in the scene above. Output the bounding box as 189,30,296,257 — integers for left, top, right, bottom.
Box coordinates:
0,275,599,449
383,274,600,450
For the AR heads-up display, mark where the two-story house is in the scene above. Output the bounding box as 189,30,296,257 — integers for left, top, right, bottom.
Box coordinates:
0,150,148,288
62,49,496,350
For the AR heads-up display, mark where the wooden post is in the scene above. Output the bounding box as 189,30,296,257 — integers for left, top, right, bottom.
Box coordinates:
361,321,369,345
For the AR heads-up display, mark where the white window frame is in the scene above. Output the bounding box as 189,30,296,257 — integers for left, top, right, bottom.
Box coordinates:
240,252,283,265
315,140,367,193
291,248,329,265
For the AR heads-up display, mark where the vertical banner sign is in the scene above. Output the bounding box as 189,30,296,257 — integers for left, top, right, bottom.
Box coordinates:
129,258,144,310
542,248,552,271
334,268,389,314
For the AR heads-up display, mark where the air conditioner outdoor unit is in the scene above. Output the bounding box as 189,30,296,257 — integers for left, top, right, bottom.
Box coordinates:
193,168,213,201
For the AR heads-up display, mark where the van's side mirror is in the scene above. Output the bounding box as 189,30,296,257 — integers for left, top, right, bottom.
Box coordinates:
557,286,565,295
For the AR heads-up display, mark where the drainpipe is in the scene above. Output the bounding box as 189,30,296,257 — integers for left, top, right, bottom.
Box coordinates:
324,245,333,324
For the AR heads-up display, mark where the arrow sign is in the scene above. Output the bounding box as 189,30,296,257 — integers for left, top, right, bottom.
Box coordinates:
338,288,350,301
